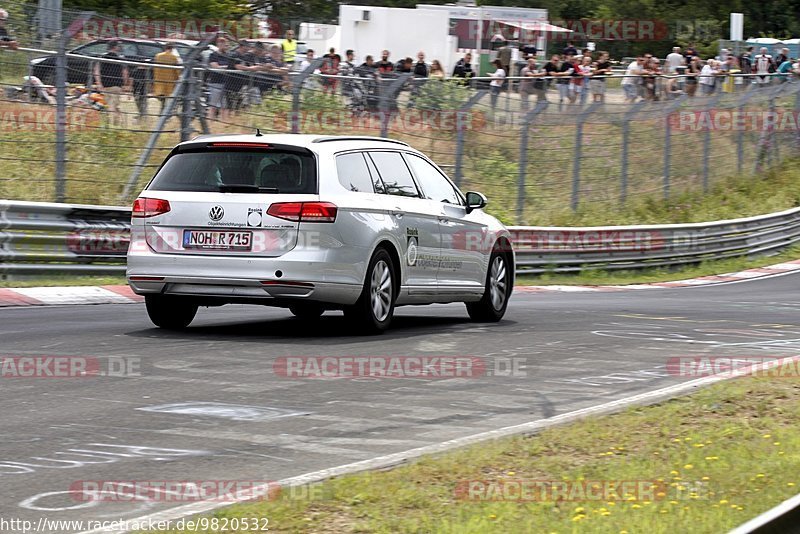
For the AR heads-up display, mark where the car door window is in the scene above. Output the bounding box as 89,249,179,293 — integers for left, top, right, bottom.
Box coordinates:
76,42,108,56
336,153,374,193
122,42,139,58
404,154,462,205
137,44,162,59
367,151,420,198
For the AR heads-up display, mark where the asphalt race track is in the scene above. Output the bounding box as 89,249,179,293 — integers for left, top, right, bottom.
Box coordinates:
2,272,800,532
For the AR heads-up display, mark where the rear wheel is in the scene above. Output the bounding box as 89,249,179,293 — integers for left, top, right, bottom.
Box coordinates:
466,248,512,322
289,303,324,320
344,248,395,334
145,295,198,330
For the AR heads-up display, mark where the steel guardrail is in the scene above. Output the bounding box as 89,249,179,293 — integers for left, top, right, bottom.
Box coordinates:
2,199,800,278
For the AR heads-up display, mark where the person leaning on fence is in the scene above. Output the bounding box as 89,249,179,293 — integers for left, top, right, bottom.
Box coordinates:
429,60,445,80
519,56,546,110
377,50,393,75
452,53,475,83
622,56,643,103
320,48,341,95
699,59,719,96
488,59,506,110
754,48,775,85
152,42,180,114
340,49,356,97
685,55,702,97
0,8,17,50
206,37,241,120
591,51,611,103
94,41,129,126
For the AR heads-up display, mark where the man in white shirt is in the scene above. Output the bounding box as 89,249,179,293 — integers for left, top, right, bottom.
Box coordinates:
699,59,718,95
621,56,644,102
665,47,685,74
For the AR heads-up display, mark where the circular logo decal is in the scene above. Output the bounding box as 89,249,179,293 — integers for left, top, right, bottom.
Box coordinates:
406,236,418,266
209,206,224,222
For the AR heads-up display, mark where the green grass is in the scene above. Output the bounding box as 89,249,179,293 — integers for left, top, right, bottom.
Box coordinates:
0,275,125,288
517,245,800,286
140,374,800,533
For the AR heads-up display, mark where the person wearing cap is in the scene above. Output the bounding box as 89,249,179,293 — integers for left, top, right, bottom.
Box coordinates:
153,42,180,113
0,8,17,49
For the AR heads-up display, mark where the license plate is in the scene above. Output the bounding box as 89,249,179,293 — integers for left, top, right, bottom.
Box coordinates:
183,230,252,251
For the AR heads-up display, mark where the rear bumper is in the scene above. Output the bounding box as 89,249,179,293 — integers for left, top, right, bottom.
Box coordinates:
127,246,367,306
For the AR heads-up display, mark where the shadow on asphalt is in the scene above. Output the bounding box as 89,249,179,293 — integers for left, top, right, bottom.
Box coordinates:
124,312,518,344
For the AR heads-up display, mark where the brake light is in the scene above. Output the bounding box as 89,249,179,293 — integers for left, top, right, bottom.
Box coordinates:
132,198,171,218
267,202,337,223
210,142,271,148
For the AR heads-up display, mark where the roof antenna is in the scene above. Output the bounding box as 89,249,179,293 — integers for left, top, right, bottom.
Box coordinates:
255,128,263,137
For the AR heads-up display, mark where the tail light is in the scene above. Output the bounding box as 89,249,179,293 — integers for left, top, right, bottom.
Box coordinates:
267,202,337,223
132,198,171,218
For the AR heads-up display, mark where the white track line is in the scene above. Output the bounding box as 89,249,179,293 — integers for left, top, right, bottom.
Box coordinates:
75,355,800,534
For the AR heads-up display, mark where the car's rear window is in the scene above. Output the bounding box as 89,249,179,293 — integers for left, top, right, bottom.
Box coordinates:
147,149,317,193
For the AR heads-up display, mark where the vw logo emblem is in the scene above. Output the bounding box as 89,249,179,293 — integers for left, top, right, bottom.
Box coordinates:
209,206,224,222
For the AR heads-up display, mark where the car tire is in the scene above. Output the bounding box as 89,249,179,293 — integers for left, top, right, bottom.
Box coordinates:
289,303,324,320
344,248,396,334
466,247,512,322
145,295,198,330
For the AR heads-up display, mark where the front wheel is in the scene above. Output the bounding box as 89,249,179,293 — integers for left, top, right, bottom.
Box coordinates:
344,249,395,334
145,295,198,330
466,249,512,322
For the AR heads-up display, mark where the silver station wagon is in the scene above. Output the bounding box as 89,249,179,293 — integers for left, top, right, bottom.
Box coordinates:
127,134,514,333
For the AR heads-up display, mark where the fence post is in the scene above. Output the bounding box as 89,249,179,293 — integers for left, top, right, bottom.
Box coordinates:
454,90,487,188
702,92,725,191
516,101,548,224
379,73,412,138
53,10,94,203
290,58,325,134
620,101,648,205
662,94,688,199
736,87,758,174
571,101,602,212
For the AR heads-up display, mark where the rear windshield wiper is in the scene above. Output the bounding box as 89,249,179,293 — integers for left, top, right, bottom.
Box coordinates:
218,184,279,193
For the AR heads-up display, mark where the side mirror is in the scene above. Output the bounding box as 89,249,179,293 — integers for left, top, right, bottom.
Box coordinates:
465,191,487,214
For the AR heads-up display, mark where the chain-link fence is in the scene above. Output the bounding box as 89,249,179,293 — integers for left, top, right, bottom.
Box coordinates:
2,15,799,225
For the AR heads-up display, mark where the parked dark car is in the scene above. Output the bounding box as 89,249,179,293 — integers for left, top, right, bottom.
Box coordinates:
29,38,192,85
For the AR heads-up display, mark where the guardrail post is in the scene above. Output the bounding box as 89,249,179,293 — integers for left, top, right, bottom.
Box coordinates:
663,94,688,198
291,58,325,134
620,101,647,205
379,73,412,138
517,101,548,224
702,92,725,192
571,101,602,211
454,90,487,188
